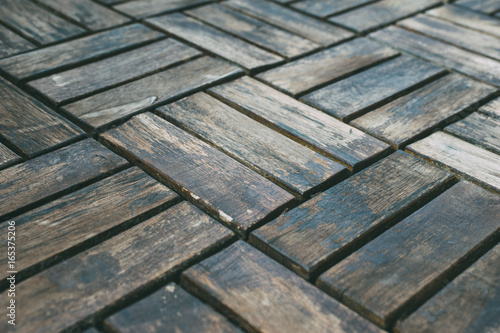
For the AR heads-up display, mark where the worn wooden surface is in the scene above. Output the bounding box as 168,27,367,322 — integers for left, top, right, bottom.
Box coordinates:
114,0,213,18
292,0,376,18
0,143,21,170
317,181,500,328
0,24,35,59
456,0,500,14
182,240,384,333
479,97,500,118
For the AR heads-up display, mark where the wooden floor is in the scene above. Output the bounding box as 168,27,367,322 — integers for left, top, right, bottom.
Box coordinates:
1,0,499,332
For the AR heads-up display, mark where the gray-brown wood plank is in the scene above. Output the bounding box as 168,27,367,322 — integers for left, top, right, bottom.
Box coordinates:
0,24,35,59
114,0,213,18
456,0,500,14
0,143,21,170
480,97,500,118
292,0,376,18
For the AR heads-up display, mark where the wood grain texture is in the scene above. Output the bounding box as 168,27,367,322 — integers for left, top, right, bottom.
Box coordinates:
256,37,399,96
0,167,179,283
182,240,384,333
209,77,391,171
406,131,500,193
29,39,201,105
479,97,500,118
223,0,353,46
0,76,84,158
114,0,213,18
0,24,163,80
396,244,500,333
351,74,497,149
0,139,128,220
146,13,283,73
301,55,446,121
0,24,35,59
317,181,500,328
63,57,241,131
105,283,242,333
250,151,454,279
101,113,294,236
0,202,234,333
0,143,21,170
456,0,500,14
292,0,376,18
186,4,320,60
158,92,347,197
371,26,500,87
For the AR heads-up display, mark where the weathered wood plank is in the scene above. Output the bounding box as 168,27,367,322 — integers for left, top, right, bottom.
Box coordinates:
456,0,500,14
292,0,376,18
0,143,21,170
101,113,294,236
182,240,384,333
223,0,353,46
301,55,446,121
0,77,85,158
29,39,201,105
0,139,128,220
256,37,398,96
351,74,497,149
186,4,320,59
479,97,500,118
158,93,347,197
0,167,179,284
396,244,500,333
114,0,213,18
250,151,454,279
317,181,500,328
209,77,391,171
104,283,242,333
36,0,130,31
63,57,241,131
406,131,500,193
371,26,500,87
0,24,163,80
83,328,101,333
0,24,35,59
146,13,283,73
329,0,440,32
0,202,234,333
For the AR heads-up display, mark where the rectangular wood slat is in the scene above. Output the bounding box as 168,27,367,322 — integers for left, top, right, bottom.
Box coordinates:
0,24,35,59
479,97,500,118
182,241,384,333
0,143,21,170
456,0,500,14
114,0,213,18
317,181,500,328
0,202,234,333
291,0,376,18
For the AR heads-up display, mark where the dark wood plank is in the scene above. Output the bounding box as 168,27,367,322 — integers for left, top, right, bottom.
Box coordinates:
250,151,454,279
98,0,126,4
158,92,347,197
456,0,500,14
105,283,242,333
101,113,294,236
114,0,213,18
396,244,500,333
301,55,446,121
0,0,84,45
223,0,353,47
329,0,440,32
292,0,376,18
0,24,163,80
186,4,320,60
406,131,500,193
62,57,241,131
36,0,130,31
29,39,201,105
83,329,101,333
182,241,384,333
317,181,500,328
209,77,391,171
0,139,128,220
256,37,398,96
0,202,234,333
146,13,283,73
0,167,179,283
0,77,85,158
479,97,500,118
371,26,500,87
0,24,35,59
351,73,497,149
0,143,21,170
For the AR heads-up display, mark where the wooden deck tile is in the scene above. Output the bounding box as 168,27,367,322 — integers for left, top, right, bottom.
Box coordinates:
104,283,242,333
301,55,446,121
223,0,353,47
209,76,391,171
0,76,85,158
0,202,234,333
0,139,128,220
0,24,35,59
101,113,294,235
396,244,500,333
250,151,454,279
185,4,320,60
29,39,201,105
0,24,163,80
407,131,500,193
158,92,347,197
291,0,376,18
182,240,384,333
0,167,179,284
456,0,500,14
317,181,500,328
114,0,213,18
62,57,241,131
479,97,500,118
257,37,398,96
0,143,21,170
